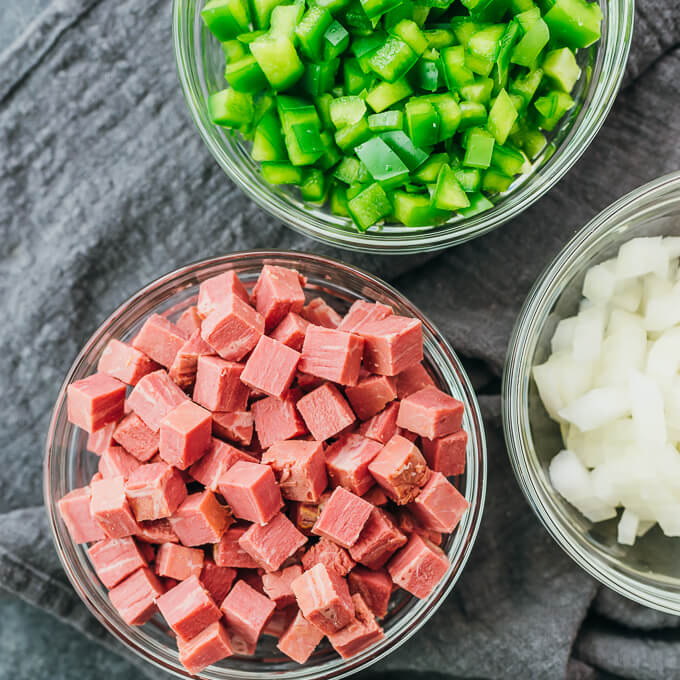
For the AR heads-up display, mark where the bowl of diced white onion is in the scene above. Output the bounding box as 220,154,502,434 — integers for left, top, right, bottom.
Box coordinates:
503,171,680,614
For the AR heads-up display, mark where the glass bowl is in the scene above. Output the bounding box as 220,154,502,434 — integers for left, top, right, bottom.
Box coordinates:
503,171,680,614
44,250,487,679
172,0,633,255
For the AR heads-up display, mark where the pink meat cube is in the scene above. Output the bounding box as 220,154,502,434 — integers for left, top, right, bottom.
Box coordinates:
290,491,332,536
201,295,265,361
91,476,138,538
241,335,300,399
88,536,147,588
171,490,232,546
178,621,233,675
197,271,249,318
58,487,106,544
295,371,324,392
337,300,393,333
327,593,384,658
301,537,355,577
296,383,355,442
87,421,116,455
368,434,430,505
132,314,188,369
387,533,449,599
98,446,141,480
169,330,215,390
135,518,179,544
261,565,303,608
67,373,126,433
177,306,203,336
357,316,423,376
362,486,388,506
396,507,442,545
396,363,435,399
159,400,212,470
97,338,159,387
252,264,306,330
300,297,342,328
221,580,276,654
313,487,373,549
190,438,257,492
422,430,467,477
291,563,354,635
252,393,306,449
261,440,327,503
127,369,188,432
325,434,382,496
212,411,254,446
113,413,159,463
270,312,310,351
219,461,283,525
345,374,397,421
125,462,187,521
238,512,307,572
156,542,204,581
200,559,237,605
240,568,266,595
349,508,407,569
137,540,156,565
358,402,400,445
157,574,222,639
214,526,259,568
410,471,469,532
109,567,164,625
264,606,297,638
193,355,249,412
277,611,325,664
299,326,364,386
397,386,464,440
348,567,392,619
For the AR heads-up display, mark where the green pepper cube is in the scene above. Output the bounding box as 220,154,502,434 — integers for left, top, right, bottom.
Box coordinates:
462,0,511,22
347,182,393,230
453,166,482,192
463,127,495,168
250,35,304,90
334,157,362,184
368,110,404,132
468,24,506,61
296,6,333,61
252,110,287,161
330,96,367,128
522,128,547,157
359,0,402,20
458,191,494,216
379,130,429,170
300,169,327,201
544,0,602,49
208,88,254,127
237,29,268,43
460,77,494,104
542,47,581,93
225,55,268,93
412,4,430,27
482,168,513,193
330,183,351,216
451,17,484,47
441,46,475,91
410,59,441,92
343,59,373,94
493,20,520,93
423,28,455,49
291,123,325,154
392,191,451,227
383,0,414,30
535,90,574,131
324,21,350,60
222,39,247,62
509,68,543,107
390,19,428,56
510,0,536,10
352,33,385,73
405,99,440,147
261,162,305,184
315,93,334,129
491,143,526,175
459,100,488,129
250,0,286,29
367,37,418,83
355,137,410,188
316,131,342,170
511,17,550,67
335,117,372,150
270,2,304,37
412,152,448,183
347,182,367,200
487,88,518,144
366,78,413,112
432,164,470,211
302,60,340,97
421,93,461,141
201,0,251,41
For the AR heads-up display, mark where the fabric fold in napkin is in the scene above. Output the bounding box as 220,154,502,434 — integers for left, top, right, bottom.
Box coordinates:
2,0,680,678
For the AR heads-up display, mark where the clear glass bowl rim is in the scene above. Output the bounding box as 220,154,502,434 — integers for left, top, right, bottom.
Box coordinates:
502,171,680,614
171,0,634,255
44,249,487,679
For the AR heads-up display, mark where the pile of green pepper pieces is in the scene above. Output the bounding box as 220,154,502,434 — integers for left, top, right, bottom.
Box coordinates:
203,0,602,231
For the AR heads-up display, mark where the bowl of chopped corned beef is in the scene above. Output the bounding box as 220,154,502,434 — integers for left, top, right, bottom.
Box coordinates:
44,250,486,678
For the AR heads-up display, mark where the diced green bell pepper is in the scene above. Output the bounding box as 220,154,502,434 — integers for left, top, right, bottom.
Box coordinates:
482,168,513,192
390,19,429,55
487,88,517,144
270,2,304,37
451,17,484,47
459,100,488,128
542,47,581,93
302,59,340,97
334,116,372,149
261,162,305,184
534,90,574,130
355,136,410,188
324,21,351,60
347,182,393,229
202,0,251,41
368,110,404,131
383,0,415,30
544,0,602,49
423,28,455,49
441,45,475,91
352,33,385,72
365,77,413,111
412,4,430,26
412,152,448,182
405,98,440,147
360,0,401,20
334,156,362,183
491,143,526,175
250,0,286,29
410,59,442,92
251,109,287,160
296,6,334,61
250,35,304,90
392,191,450,226
330,182,351,216
454,166,482,191
432,164,470,210
208,88,254,126
458,191,494,216
330,95,367,127
300,168,328,201
422,93,462,140
379,130,429,169
511,15,550,67
315,93,334,128
509,67,543,107
222,39,247,62
367,37,418,82
463,126,495,167
493,20,520,93
225,55,268,93
460,76,494,104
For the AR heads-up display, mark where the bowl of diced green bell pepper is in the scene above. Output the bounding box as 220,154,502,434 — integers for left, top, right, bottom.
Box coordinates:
173,0,633,253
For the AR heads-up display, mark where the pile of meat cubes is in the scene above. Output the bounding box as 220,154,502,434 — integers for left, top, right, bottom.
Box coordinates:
58,264,469,675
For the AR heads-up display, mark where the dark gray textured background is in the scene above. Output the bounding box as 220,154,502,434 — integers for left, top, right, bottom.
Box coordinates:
1,1,680,679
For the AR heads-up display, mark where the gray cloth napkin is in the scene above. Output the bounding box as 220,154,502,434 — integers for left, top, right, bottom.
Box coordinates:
2,0,680,678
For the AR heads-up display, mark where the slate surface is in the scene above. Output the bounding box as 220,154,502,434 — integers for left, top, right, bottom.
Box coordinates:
1,1,680,679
